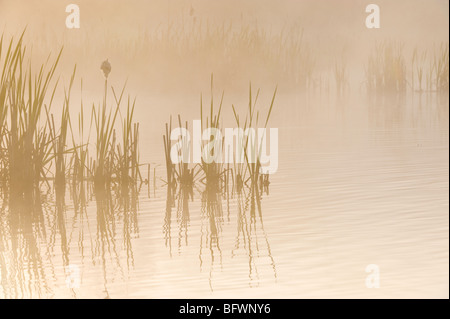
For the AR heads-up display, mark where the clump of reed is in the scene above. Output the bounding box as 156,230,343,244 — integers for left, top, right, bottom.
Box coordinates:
0,31,62,198
163,76,225,191
0,32,143,297
117,96,141,188
175,115,197,187
365,41,407,95
231,84,277,192
198,76,226,191
0,32,143,203
0,35,11,187
411,47,427,92
412,43,449,93
162,77,277,196
163,116,175,186
162,115,193,191
433,43,449,92
334,59,349,96
86,78,143,193
68,79,91,192
46,66,77,197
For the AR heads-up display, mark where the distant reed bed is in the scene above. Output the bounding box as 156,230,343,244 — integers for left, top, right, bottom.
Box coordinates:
365,41,448,95
10,13,448,96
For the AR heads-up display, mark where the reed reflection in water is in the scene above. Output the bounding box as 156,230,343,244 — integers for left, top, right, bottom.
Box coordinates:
163,177,277,291
0,180,141,298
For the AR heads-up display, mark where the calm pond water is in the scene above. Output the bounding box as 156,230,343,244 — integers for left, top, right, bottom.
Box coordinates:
0,93,448,298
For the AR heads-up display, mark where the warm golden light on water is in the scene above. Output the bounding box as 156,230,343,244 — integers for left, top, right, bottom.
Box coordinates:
0,0,448,299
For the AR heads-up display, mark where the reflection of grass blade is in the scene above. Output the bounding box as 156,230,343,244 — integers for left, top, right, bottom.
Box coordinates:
365,41,406,95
